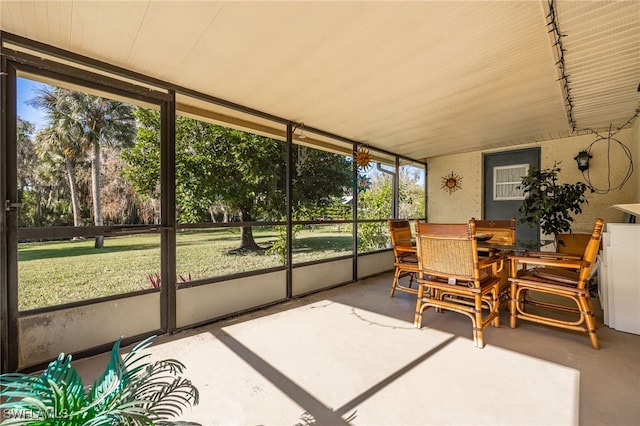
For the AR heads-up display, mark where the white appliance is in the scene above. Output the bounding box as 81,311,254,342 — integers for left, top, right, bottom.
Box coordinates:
599,204,640,335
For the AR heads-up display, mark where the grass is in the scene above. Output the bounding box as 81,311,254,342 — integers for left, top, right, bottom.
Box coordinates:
18,226,355,311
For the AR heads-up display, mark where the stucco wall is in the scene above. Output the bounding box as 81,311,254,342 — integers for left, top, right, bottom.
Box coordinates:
427,126,638,235
427,152,483,224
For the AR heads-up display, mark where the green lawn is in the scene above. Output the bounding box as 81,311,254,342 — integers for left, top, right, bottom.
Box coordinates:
17,226,354,311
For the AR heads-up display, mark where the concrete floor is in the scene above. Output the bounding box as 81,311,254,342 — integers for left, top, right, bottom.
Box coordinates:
73,272,640,426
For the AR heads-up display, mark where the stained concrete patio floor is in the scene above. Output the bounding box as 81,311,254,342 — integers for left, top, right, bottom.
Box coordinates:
73,272,640,426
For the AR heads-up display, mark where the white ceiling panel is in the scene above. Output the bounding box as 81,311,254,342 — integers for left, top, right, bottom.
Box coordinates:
557,1,640,131
2,0,639,161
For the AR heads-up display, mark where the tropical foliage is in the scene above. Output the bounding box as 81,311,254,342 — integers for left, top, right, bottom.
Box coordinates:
0,336,199,425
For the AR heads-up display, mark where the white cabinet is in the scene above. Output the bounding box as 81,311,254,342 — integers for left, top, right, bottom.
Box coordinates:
600,223,640,335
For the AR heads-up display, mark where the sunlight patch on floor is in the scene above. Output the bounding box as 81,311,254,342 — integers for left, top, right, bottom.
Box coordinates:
139,300,579,425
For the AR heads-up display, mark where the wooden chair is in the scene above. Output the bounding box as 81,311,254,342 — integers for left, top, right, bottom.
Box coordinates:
508,218,604,349
556,232,601,295
473,217,517,246
473,217,516,302
388,219,420,296
413,219,503,348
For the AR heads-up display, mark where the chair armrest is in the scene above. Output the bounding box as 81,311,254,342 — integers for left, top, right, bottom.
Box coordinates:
508,254,583,271
479,253,505,274
517,251,583,261
395,245,416,254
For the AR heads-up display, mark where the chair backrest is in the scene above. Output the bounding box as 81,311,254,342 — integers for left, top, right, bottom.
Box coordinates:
388,219,413,245
556,233,596,255
577,218,605,287
414,219,481,286
388,219,414,259
472,217,516,245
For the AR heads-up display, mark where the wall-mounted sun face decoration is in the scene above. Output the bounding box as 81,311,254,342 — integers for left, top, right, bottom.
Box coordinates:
441,171,462,195
355,148,373,171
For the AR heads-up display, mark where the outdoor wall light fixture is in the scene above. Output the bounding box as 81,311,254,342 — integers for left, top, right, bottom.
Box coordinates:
574,150,592,171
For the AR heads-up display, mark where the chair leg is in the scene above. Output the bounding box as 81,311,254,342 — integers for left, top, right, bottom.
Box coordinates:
414,284,425,328
492,287,500,328
474,295,485,348
390,267,401,297
509,283,518,329
579,295,600,349
586,297,599,330
433,287,443,313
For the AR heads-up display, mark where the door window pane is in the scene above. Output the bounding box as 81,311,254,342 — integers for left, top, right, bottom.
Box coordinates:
493,164,529,200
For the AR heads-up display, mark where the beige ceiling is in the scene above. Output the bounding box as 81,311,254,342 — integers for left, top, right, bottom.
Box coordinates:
2,1,639,161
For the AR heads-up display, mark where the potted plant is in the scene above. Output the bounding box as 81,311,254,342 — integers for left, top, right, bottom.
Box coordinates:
0,336,199,425
518,163,589,244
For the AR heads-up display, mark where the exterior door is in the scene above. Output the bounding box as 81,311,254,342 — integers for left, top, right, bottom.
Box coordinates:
2,60,171,372
483,148,540,244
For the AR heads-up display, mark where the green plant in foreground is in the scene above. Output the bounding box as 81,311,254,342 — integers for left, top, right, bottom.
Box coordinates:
0,336,199,425
518,163,589,240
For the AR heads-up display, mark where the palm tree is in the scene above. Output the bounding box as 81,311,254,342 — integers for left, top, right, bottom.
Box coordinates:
16,119,37,195
32,86,136,248
68,92,136,247
16,119,44,226
33,120,85,228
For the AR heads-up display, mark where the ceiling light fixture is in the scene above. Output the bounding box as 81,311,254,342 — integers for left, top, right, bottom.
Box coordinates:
297,122,307,140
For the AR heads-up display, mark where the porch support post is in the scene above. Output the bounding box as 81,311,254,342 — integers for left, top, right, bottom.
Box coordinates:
161,92,177,333
286,123,293,299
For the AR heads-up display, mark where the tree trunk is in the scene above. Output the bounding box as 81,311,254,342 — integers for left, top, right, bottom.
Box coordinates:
236,207,262,252
91,142,104,248
35,188,42,227
65,157,82,228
